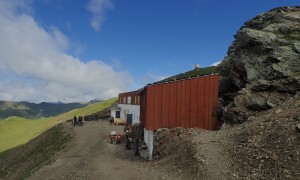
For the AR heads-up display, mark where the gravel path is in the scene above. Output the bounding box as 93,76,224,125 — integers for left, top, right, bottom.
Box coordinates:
28,120,163,180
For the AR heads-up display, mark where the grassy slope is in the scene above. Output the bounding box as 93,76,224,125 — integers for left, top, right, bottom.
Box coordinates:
0,97,117,153
0,123,71,179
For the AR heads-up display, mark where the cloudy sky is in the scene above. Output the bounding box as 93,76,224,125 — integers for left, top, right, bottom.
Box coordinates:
0,0,299,103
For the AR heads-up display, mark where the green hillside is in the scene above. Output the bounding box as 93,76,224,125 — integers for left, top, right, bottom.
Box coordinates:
0,101,86,119
0,97,117,153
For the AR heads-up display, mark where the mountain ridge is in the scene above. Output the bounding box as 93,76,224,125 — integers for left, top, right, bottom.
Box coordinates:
0,100,91,119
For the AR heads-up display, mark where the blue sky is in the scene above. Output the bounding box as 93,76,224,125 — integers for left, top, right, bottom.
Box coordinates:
0,0,299,103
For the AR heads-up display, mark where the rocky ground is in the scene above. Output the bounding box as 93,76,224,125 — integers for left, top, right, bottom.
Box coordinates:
147,93,300,179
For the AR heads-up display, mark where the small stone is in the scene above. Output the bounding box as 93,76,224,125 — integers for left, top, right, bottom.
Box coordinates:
275,109,283,114
297,123,300,131
271,153,278,161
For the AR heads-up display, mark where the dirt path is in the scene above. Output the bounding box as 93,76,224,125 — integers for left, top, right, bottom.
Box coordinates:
28,120,162,180
193,130,232,179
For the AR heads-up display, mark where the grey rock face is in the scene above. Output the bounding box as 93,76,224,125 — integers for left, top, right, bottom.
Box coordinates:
217,6,300,123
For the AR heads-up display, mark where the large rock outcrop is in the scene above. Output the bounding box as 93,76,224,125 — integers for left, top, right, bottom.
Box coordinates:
217,6,300,123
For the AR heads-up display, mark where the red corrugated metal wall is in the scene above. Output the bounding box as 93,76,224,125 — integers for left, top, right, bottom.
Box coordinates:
140,74,219,130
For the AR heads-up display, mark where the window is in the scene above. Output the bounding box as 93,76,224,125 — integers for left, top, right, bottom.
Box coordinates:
123,97,126,104
127,96,131,104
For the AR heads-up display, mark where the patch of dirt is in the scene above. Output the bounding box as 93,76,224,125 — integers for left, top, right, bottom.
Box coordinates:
149,94,300,179
224,96,300,179
151,128,200,180
28,120,172,180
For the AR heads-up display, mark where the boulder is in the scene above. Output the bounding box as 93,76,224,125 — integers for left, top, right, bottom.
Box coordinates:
217,6,300,123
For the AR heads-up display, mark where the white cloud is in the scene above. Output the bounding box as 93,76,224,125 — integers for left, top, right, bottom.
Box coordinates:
49,26,70,50
0,0,33,17
0,1,132,103
87,0,114,31
211,61,222,66
73,42,86,57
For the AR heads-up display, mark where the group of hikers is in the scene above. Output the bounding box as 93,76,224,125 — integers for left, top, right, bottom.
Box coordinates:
72,115,84,127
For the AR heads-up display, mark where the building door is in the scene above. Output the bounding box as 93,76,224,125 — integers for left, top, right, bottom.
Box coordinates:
115,111,120,118
126,114,133,125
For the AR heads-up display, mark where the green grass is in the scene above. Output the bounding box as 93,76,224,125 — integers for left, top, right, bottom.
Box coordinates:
0,101,29,111
153,66,217,84
0,123,72,179
0,97,117,153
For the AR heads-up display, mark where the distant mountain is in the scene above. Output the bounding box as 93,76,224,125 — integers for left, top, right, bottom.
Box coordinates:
89,98,104,103
0,101,86,119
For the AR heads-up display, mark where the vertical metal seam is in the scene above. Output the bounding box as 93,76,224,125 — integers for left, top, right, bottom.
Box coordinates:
153,86,156,130
196,78,198,128
188,79,192,127
159,86,163,127
167,83,169,128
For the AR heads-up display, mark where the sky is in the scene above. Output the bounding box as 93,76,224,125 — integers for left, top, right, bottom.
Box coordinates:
0,0,299,103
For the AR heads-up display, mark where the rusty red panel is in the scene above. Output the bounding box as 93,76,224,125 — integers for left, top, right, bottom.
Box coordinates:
176,81,182,127
142,74,219,131
184,79,191,128
146,86,155,130
190,78,198,128
154,85,162,130
204,76,211,129
180,80,186,127
208,76,214,130
169,82,177,128
161,83,170,128
197,77,205,128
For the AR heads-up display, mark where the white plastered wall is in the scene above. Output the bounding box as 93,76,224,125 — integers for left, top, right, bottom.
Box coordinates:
110,109,116,118
118,104,140,124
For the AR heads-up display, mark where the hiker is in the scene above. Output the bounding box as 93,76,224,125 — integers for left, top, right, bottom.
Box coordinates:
125,134,131,150
134,136,140,156
109,116,114,125
73,116,77,127
78,116,83,126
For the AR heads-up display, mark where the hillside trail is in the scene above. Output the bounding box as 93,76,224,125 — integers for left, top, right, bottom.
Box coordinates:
28,120,164,180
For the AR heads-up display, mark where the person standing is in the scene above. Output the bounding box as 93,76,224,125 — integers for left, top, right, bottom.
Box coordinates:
135,136,140,156
78,116,83,126
72,116,77,127
109,116,114,125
